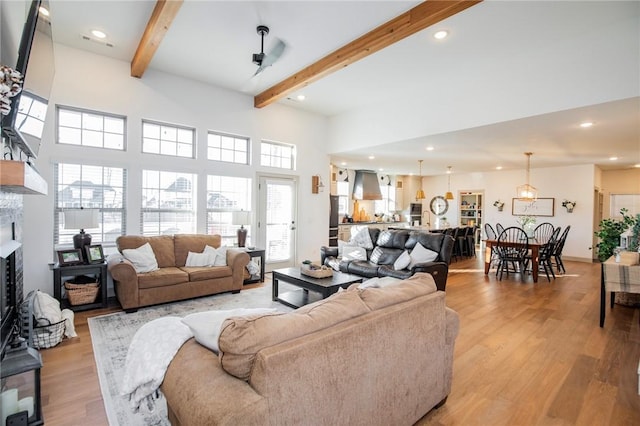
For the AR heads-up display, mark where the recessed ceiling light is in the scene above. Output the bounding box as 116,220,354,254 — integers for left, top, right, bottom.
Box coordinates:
609,156,618,161
634,164,640,168
340,162,347,166
495,166,503,170
378,168,384,171
296,94,306,101
580,121,593,128
434,30,448,40
368,155,375,160
425,146,434,151
91,29,107,39
38,6,49,16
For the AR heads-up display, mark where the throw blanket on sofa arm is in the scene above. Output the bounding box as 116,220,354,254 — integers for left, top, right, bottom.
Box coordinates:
121,317,193,413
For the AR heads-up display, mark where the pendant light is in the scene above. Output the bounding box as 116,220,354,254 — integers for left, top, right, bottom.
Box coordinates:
415,160,425,200
516,152,538,201
445,166,454,200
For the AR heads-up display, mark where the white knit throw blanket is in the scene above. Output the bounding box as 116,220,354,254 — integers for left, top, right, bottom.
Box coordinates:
120,317,193,413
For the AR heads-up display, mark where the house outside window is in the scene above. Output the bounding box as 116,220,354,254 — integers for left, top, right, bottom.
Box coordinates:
260,140,296,170
57,106,125,150
141,170,197,235
54,163,126,246
142,120,195,158
206,175,252,246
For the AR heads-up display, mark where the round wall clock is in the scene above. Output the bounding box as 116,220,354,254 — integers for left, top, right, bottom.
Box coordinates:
430,196,449,216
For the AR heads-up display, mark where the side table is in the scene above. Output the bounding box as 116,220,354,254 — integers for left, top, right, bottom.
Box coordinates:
52,262,108,311
242,248,265,284
600,251,640,327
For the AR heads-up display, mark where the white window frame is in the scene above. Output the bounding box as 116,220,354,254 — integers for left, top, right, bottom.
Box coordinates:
142,119,195,158
336,181,350,215
54,163,127,247
141,170,197,236
206,175,252,246
56,105,126,150
260,140,296,170
374,184,396,215
207,131,250,165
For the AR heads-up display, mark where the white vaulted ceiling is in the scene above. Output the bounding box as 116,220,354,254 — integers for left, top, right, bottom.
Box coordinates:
47,0,639,175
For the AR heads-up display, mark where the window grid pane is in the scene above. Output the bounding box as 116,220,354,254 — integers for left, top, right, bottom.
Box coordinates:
207,132,249,165
260,141,296,170
142,120,195,158
141,170,197,236
54,163,127,246
57,106,125,150
206,175,252,246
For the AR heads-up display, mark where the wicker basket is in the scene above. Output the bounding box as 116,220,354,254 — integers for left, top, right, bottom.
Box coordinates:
32,319,66,349
64,281,100,305
300,263,333,278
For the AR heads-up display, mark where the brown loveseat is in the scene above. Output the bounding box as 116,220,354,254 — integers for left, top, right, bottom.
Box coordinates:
107,234,249,312
162,273,459,425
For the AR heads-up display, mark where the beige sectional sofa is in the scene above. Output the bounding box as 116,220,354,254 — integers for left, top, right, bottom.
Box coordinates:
162,273,459,425
107,234,249,312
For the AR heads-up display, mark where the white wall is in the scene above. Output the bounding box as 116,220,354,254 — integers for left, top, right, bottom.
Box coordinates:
23,44,330,297
424,164,596,261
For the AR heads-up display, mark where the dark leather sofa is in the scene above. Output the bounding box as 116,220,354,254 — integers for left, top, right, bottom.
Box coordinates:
320,228,455,291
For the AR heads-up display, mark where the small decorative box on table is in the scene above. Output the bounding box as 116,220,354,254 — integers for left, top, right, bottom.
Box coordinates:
300,262,333,278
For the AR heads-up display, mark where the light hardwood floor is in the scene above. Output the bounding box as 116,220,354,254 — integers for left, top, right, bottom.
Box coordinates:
39,257,640,425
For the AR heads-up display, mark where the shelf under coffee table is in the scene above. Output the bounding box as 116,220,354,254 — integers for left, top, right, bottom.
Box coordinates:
272,267,363,309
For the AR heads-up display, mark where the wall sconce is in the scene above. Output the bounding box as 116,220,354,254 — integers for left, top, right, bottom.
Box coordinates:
312,175,324,194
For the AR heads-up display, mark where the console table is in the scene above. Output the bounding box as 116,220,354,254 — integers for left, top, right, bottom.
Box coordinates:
600,251,640,327
52,262,108,311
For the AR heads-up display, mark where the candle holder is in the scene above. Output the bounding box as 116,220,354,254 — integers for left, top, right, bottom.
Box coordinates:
1,328,43,425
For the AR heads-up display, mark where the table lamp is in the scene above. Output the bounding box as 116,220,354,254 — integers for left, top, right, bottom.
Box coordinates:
232,210,251,247
64,208,99,251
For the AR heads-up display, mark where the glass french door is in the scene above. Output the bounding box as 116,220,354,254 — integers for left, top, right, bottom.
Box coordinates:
257,176,297,269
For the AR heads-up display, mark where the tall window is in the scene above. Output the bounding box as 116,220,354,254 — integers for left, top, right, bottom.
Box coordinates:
207,131,249,164
374,184,396,214
260,140,295,170
141,170,197,235
57,106,125,150
142,120,195,158
54,163,126,246
206,176,252,246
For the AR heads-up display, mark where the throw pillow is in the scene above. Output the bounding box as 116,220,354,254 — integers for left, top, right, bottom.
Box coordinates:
337,240,355,257
204,245,228,266
185,250,216,267
34,290,62,326
342,246,367,261
122,242,159,273
181,308,278,353
408,242,439,269
393,250,411,270
350,227,373,250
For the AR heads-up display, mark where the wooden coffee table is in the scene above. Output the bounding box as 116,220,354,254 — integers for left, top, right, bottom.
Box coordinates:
272,267,363,309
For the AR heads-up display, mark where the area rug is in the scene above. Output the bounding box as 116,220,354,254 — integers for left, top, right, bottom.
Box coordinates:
88,284,295,426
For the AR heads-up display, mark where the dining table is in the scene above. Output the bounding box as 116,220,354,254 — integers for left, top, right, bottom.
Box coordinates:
483,238,544,282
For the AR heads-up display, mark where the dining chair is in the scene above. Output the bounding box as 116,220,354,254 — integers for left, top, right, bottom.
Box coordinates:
495,227,529,280
551,225,571,274
525,226,560,281
495,223,505,236
484,223,500,270
533,222,555,244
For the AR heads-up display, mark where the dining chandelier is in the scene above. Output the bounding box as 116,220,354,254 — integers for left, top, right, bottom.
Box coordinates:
516,152,538,201
445,166,454,200
415,160,425,200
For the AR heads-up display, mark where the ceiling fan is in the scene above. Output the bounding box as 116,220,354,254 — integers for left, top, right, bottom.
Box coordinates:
252,25,286,77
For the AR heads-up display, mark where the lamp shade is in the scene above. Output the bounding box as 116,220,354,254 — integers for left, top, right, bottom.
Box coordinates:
63,209,99,230
445,191,454,200
232,210,251,226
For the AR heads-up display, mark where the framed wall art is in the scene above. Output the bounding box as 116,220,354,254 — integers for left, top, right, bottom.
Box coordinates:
511,198,555,217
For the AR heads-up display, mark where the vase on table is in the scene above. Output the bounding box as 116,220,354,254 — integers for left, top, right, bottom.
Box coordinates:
523,222,535,238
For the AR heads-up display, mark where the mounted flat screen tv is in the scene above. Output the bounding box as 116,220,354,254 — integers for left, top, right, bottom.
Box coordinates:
0,0,54,160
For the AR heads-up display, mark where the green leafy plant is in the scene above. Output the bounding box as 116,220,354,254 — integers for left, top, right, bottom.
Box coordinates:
629,213,640,252
593,208,636,261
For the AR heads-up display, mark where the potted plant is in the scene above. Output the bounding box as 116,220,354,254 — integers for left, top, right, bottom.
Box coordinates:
562,199,576,213
493,200,505,211
593,208,636,262
517,215,536,237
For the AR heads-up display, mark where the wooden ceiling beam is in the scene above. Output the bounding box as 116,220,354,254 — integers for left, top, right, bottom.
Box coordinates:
254,0,482,109
131,0,184,78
